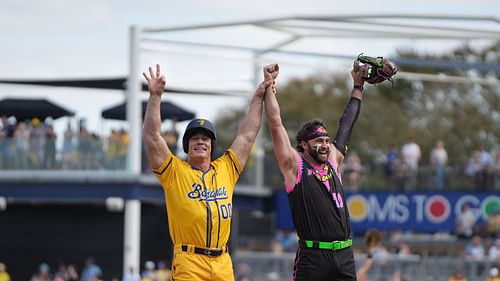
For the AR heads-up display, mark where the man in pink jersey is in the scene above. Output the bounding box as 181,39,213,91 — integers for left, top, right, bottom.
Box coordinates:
264,63,365,281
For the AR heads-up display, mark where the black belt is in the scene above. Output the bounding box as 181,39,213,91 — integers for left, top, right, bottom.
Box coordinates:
181,245,227,257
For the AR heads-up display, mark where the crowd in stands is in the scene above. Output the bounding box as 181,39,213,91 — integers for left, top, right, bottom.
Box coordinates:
236,207,500,281
342,137,500,191
0,257,171,281
1,115,499,191
0,115,178,172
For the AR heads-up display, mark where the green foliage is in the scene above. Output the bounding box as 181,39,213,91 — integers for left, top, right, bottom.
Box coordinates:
214,41,500,189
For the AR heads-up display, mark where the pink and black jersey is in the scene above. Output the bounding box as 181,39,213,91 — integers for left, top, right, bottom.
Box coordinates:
287,156,351,242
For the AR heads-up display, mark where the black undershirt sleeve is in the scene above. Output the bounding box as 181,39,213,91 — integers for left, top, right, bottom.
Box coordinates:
333,97,361,156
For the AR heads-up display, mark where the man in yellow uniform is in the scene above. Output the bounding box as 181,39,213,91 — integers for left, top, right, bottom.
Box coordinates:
142,63,279,281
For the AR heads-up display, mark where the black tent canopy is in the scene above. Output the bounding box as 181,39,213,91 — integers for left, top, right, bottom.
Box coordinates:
0,98,74,121
102,100,195,122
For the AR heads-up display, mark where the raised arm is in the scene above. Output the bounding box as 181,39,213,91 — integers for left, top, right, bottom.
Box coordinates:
263,65,299,188
330,65,365,167
230,64,278,169
142,64,170,169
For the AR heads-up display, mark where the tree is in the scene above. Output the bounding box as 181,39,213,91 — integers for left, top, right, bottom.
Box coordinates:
214,41,500,189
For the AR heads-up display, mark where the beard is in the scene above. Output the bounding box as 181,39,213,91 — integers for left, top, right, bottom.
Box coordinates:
306,143,329,164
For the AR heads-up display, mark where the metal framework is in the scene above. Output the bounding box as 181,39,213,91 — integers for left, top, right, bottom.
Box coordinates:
124,14,500,275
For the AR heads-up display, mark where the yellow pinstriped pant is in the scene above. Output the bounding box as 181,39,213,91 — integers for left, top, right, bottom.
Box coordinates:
171,244,234,281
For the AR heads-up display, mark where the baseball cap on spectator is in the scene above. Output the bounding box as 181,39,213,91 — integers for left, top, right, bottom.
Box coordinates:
490,267,499,277
39,263,50,272
145,260,155,270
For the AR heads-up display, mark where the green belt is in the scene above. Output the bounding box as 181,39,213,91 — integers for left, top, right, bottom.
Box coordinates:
301,239,352,250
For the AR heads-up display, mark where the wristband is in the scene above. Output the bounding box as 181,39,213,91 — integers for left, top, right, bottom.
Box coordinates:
353,84,364,91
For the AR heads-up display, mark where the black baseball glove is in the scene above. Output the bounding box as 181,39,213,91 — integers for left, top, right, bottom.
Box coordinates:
354,53,398,85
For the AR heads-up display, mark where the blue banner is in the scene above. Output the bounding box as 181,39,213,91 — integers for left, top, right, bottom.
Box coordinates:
347,192,499,233
274,191,500,233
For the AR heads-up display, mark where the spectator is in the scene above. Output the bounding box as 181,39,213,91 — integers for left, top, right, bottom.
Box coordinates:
61,121,75,169
43,119,57,169
429,140,448,190
464,234,485,260
394,240,412,276
117,129,128,169
67,264,79,281
31,263,52,281
493,151,500,190
54,273,66,281
455,202,477,239
237,276,252,281
465,235,487,279
30,117,44,168
447,270,468,281
358,229,384,281
122,266,140,281
384,144,399,187
108,129,122,169
154,260,171,281
235,263,252,281
342,152,363,191
395,240,412,258
356,255,373,281
488,238,500,260
89,133,104,169
78,122,92,169
371,239,390,264
13,121,30,169
141,261,156,281
266,272,280,281
163,119,179,156
465,150,482,189
485,207,500,238
0,263,10,281
54,262,68,280
80,257,102,281
487,267,500,281
478,147,493,188
2,116,16,169
271,228,298,253
400,136,421,191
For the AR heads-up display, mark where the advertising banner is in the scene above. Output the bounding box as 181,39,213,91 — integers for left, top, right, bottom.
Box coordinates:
347,192,499,233
275,191,500,233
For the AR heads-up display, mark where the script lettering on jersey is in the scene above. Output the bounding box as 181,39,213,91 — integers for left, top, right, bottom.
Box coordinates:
188,183,228,202
307,168,333,183
307,168,344,208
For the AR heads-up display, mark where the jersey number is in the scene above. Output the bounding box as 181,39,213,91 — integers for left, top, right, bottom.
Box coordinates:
220,203,232,219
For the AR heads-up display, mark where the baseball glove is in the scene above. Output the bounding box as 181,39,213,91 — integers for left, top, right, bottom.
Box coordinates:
354,53,398,85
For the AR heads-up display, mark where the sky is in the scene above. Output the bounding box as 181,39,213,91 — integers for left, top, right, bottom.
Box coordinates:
1,0,499,141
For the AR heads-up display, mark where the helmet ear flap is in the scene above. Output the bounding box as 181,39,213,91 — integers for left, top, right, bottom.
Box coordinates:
182,130,191,154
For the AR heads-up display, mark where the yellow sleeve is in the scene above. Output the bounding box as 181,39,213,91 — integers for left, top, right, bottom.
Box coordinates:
152,153,178,190
213,148,242,186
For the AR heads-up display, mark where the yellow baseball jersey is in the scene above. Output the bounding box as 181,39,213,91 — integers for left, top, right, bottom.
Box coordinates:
153,148,241,248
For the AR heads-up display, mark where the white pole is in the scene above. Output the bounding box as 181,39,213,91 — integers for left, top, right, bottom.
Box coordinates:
127,26,142,174
123,199,141,276
123,25,142,277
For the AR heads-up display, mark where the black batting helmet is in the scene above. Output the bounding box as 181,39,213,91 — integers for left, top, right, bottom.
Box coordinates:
182,118,217,157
